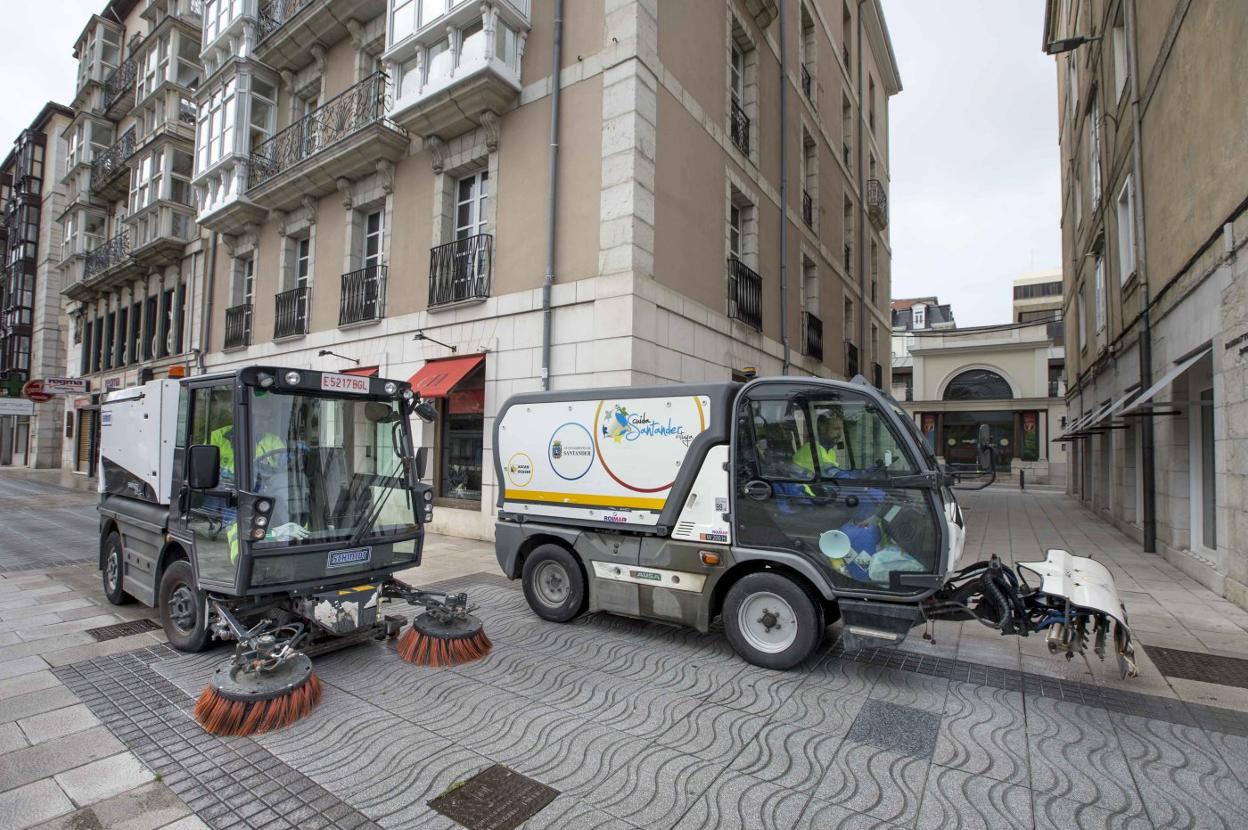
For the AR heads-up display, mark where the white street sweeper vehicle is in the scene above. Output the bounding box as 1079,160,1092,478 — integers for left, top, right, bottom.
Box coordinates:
97,366,490,736
493,376,1137,675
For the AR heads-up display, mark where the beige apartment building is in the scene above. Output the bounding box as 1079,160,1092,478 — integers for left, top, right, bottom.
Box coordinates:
1044,2,1248,606
1,103,74,469
192,0,901,539
57,0,211,477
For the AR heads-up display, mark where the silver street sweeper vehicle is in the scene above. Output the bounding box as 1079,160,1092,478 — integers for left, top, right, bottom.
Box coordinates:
97,366,489,734
492,376,1137,674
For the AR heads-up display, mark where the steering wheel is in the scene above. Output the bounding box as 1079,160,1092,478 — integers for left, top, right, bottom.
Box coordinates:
253,446,295,473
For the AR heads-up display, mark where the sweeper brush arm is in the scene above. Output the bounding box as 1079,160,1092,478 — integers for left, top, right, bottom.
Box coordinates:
384,579,492,666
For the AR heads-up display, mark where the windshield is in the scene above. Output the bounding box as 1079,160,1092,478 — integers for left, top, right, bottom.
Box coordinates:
245,389,417,545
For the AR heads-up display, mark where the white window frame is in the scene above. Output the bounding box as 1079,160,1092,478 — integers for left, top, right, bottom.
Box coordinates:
1077,290,1088,351
363,209,385,269
1112,25,1128,101
294,236,311,290
1116,175,1135,284
1094,255,1106,332
912,303,926,330
454,170,489,239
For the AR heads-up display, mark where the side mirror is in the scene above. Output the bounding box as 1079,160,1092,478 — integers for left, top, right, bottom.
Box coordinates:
414,400,437,423
414,446,428,481
187,444,221,490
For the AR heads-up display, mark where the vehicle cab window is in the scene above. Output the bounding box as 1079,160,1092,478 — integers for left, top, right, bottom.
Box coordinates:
734,383,943,595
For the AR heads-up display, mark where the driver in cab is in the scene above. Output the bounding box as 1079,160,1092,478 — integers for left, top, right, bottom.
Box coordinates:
793,413,844,478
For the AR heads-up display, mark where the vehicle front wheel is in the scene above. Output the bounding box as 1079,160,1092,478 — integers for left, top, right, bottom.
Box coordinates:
158,560,210,652
521,545,586,623
723,572,824,670
101,532,132,606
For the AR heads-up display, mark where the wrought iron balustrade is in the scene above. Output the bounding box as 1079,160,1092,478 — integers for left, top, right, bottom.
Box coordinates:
730,99,750,155
91,131,136,193
84,232,131,279
802,189,814,229
104,59,136,109
273,286,309,338
867,178,888,229
845,341,859,378
803,311,823,361
727,257,762,331
248,72,395,189
224,304,252,349
340,265,387,325
801,64,813,101
258,0,314,40
429,234,492,308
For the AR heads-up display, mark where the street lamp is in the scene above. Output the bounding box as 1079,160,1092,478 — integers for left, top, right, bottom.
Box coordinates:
1045,35,1101,55
317,349,359,365
412,332,457,353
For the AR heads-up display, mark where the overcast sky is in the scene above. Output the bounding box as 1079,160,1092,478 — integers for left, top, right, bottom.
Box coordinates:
3,0,1056,328
882,0,1062,326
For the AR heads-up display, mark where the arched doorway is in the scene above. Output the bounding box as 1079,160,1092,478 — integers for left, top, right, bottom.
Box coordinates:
941,369,1015,471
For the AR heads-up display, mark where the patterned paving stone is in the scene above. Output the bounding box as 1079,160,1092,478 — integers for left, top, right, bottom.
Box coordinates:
846,700,943,759
581,743,725,828
814,741,930,827
915,765,1033,830
931,682,1029,786
674,769,810,829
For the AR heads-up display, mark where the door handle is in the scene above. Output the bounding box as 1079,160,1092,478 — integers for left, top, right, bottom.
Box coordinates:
742,480,771,501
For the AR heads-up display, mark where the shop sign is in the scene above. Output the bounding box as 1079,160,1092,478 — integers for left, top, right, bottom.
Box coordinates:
104,378,122,391
21,380,55,403
0,398,35,416
43,377,90,395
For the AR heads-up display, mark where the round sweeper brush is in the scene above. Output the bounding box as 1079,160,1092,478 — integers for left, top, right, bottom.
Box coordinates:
397,612,492,667
193,653,322,736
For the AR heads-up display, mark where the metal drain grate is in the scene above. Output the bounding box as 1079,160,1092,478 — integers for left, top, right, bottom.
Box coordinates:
428,764,558,830
85,618,161,642
1144,644,1248,689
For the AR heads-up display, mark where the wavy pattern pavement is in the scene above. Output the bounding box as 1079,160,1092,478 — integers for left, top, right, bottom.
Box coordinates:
136,580,1248,829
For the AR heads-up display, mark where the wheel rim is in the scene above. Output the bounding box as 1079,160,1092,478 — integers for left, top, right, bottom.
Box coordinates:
105,548,120,592
737,591,798,654
533,560,571,607
168,584,197,633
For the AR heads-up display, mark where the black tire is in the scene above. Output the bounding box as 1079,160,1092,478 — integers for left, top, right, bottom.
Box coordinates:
723,572,824,670
158,560,210,653
521,544,586,623
101,531,133,606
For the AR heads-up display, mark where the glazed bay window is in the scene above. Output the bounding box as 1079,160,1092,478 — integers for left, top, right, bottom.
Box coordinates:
203,0,244,45
197,77,236,173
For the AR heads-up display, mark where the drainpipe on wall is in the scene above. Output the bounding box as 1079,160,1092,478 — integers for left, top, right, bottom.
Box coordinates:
199,231,218,376
1125,0,1155,552
856,0,867,375
540,0,564,391
778,0,790,375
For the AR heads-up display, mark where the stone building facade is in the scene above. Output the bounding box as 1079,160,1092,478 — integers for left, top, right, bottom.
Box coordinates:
191,0,902,540
1044,1,1248,606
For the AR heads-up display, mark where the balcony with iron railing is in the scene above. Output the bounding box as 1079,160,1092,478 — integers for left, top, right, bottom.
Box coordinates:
90,130,136,200
82,231,139,289
1048,379,1065,398
224,303,252,350
257,0,385,72
429,235,492,309
386,0,530,139
845,341,859,378
730,99,751,155
274,286,309,339
247,72,409,211
340,265,387,326
803,311,823,361
728,257,762,331
800,64,813,103
867,178,888,230
130,202,197,268
802,190,814,230
102,58,137,120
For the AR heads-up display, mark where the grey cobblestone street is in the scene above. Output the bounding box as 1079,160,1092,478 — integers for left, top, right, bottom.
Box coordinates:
2,472,1248,828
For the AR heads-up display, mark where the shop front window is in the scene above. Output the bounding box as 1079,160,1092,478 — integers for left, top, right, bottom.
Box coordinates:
438,365,484,503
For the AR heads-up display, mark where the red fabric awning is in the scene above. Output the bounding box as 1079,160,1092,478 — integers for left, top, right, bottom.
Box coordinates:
344,366,378,377
408,354,484,398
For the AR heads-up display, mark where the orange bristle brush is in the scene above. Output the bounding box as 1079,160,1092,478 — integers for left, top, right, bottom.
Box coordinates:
194,653,322,736
397,612,492,667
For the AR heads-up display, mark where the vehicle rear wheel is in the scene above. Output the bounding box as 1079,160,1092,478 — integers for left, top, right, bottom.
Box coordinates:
101,532,132,606
159,560,210,652
723,572,824,670
522,545,586,623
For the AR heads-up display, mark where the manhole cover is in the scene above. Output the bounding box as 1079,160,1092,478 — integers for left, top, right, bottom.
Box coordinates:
428,764,558,830
86,618,161,642
1145,644,1248,689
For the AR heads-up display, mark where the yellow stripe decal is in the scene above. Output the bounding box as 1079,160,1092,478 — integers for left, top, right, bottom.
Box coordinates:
504,489,667,511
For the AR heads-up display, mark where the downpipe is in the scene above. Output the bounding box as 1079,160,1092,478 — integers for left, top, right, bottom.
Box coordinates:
540,0,564,391
778,0,790,374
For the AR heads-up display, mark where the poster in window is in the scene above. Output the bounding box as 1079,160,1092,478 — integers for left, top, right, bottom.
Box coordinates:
1021,411,1039,461
921,413,937,451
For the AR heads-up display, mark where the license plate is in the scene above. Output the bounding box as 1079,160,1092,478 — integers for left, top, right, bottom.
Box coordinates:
327,547,372,569
321,373,370,394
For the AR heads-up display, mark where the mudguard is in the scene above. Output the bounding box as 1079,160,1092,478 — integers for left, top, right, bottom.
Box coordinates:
1018,548,1137,678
